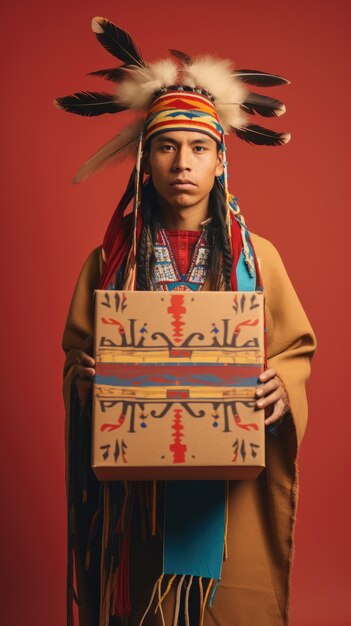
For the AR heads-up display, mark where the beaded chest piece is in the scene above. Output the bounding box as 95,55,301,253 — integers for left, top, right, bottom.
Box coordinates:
151,228,210,291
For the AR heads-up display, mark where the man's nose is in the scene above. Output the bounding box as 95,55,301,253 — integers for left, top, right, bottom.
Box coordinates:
172,147,191,171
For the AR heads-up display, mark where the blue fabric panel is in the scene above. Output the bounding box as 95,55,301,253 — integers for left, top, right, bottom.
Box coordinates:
163,481,226,579
236,249,256,291
162,240,258,581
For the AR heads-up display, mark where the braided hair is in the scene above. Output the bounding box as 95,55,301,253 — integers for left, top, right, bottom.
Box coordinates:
135,177,233,291
206,179,234,290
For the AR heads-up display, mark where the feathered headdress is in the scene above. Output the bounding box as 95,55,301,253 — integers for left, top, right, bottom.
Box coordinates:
55,16,290,184
55,16,290,289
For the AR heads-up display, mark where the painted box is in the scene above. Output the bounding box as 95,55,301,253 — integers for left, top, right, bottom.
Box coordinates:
92,290,265,480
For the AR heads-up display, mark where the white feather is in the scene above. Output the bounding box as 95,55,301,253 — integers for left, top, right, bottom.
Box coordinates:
116,59,179,109
72,119,144,183
183,56,248,132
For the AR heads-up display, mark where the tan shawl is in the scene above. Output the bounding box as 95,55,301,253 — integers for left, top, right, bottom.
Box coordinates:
62,232,316,626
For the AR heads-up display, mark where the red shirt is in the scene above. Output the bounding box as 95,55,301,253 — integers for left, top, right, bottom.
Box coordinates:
165,229,201,276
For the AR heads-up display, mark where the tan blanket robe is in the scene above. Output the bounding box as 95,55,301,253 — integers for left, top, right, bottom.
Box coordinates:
62,232,317,626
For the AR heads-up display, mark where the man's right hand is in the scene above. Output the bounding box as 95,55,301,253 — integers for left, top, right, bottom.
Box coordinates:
73,349,96,407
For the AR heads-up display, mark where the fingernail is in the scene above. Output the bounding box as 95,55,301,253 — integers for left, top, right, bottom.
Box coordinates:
256,388,262,396
257,400,264,407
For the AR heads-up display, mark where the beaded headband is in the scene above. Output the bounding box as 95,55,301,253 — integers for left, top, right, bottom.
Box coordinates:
143,91,223,145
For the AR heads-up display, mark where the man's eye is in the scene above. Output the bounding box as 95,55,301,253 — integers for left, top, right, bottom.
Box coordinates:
194,146,206,152
161,145,174,151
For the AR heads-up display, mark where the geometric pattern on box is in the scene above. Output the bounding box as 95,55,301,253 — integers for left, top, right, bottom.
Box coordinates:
92,290,265,480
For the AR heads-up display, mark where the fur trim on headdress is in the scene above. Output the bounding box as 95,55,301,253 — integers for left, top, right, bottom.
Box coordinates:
183,57,248,133
117,60,179,109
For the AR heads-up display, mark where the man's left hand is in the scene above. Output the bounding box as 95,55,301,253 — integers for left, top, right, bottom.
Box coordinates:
256,368,290,426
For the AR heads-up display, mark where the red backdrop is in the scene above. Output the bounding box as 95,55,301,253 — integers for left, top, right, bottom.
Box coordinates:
1,1,349,625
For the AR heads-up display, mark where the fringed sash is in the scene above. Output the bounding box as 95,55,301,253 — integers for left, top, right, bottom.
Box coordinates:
134,235,258,625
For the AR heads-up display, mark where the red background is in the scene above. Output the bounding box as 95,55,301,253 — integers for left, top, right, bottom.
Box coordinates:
1,1,349,625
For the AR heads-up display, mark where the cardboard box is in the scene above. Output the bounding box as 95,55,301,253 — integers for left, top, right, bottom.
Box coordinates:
92,290,265,480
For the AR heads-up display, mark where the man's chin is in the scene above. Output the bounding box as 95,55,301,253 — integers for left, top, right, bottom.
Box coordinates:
165,193,200,209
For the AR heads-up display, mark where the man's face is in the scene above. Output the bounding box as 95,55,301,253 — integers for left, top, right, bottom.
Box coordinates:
144,131,224,210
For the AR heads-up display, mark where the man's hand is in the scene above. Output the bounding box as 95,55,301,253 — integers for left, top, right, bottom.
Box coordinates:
256,368,290,426
73,348,96,407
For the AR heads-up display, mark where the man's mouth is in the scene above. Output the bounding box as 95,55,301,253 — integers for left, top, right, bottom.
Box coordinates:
170,179,197,188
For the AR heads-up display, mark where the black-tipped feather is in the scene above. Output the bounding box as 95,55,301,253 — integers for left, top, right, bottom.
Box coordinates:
234,124,290,146
87,66,129,82
233,69,290,87
54,91,126,117
91,17,144,66
169,49,193,65
241,92,286,117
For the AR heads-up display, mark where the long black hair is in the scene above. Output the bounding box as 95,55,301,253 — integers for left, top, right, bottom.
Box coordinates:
135,177,233,291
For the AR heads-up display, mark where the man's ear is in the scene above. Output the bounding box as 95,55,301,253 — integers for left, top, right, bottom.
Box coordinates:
215,149,224,177
142,151,151,175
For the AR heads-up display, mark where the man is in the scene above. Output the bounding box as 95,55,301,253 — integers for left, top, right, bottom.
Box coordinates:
59,16,316,626
74,129,289,428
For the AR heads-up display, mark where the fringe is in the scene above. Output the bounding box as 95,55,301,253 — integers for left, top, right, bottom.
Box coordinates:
120,481,130,533
67,502,75,626
157,575,166,626
124,132,143,291
133,133,143,257
138,570,219,626
97,482,138,623
137,482,147,541
184,575,193,626
80,397,92,504
123,248,137,291
199,579,214,626
82,478,88,504
139,574,163,626
152,480,157,536
221,137,232,242
85,508,100,571
238,212,255,276
209,580,220,607
198,577,203,615
228,197,256,278
105,562,114,626
112,521,131,616
99,483,112,626
142,481,159,539
173,575,185,626
67,385,84,626
154,574,177,614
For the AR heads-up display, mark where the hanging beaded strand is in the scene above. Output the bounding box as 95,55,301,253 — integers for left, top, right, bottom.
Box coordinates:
124,132,144,290
221,134,232,242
